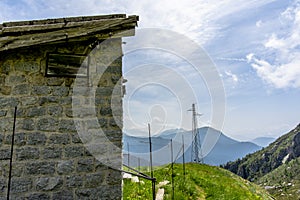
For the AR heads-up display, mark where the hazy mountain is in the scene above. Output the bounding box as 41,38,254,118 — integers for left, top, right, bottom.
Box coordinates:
123,126,261,166
251,137,276,147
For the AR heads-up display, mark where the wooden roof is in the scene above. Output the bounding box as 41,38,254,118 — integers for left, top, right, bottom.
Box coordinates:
0,14,139,52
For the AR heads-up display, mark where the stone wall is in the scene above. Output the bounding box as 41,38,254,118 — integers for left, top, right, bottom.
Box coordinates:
0,38,123,199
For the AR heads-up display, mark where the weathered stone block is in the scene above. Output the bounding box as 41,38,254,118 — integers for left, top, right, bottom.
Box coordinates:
28,74,46,85
77,158,94,172
65,146,85,158
25,161,55,175
27,193,51,200
0,62,10,75
75,188,98,199
59,119,76,132
52,86,69,96
15,61,39,72
22,118,35,130
12,84,31,95
36,177,63,191
64,107,73,118
21,97,38,106
72,107,94,118
59,96,72,105
57,160,74,174
95,96,109,106
109,118,118,128
98,118,108,128
111,74,121,84
49,134,70,145
103,185,122,200
0,178,6,193
96,87,112,96
100,106,112,116
12,163,23,177
85,172,105,187
52,190,74,200
11,177,32,194
39,96,59,105
16,147,40,160
43,147,62,159
0,118,13,131
32,86,51,95
14,107,26,118
47,105,63,117
0,86,11,95
71,133,82,144
8,75,26,84
0,110,7,117
0,148,11,160
64,78,74,87
66,175,83,188
5,133,26,146
37,118,58,131
106,170,122,185
0,97,18,108
46,77,64,86
27,106,46,117
27,133,47,145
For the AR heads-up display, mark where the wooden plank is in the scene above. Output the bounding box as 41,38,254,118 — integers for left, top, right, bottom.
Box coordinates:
1,23,66,34
0,16,137,52
46,53,88,77
1,14,127,27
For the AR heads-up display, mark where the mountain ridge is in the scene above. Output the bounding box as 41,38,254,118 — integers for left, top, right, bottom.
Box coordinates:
123,126,261,166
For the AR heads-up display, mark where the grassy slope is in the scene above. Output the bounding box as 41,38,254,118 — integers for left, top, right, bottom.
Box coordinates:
257,157,300,200
123,163,273,200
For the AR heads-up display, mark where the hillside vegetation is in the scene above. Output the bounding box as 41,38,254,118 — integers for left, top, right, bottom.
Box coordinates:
257,157,300,199
123,163,273,200
223,124,300,181
222,123,300,199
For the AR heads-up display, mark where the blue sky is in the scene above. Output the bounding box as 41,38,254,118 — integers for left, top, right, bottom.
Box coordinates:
1,0,299,140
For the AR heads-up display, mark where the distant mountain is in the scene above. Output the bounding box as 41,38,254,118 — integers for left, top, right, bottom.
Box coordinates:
251,137,276,147
223,123,300,182
123,126,261,166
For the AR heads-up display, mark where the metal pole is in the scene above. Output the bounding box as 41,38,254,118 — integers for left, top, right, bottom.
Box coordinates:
148,123,155,200
171,139,174,200
127,142,130,167
182,135,186,181
138,158,140,172
7,106,17,200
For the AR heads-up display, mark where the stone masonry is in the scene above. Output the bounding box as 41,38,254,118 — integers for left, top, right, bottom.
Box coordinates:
0,15,138,199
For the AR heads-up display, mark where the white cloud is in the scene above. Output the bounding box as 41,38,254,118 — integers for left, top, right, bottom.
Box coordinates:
256,20,262,27
247,0,300,89
1,0,276,45
247,53,300,88
225,70,239,83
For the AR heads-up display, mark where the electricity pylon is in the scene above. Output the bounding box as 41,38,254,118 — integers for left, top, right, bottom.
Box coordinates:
188,103,203,163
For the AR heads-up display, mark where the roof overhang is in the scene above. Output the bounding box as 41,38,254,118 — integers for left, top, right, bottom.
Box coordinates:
0,14,139,52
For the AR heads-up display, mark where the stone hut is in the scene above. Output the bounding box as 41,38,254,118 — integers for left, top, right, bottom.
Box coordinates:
0,14,138,199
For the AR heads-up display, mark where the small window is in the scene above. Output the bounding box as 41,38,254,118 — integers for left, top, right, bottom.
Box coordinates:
46,53,89,77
